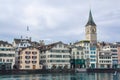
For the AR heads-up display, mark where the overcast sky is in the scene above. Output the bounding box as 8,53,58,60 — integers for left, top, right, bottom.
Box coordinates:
0,0,120,44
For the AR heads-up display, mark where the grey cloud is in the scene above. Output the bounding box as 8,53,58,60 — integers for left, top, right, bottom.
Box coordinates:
0,0,120,43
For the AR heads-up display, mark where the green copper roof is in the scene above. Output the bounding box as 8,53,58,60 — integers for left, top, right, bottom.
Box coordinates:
85,10,96,26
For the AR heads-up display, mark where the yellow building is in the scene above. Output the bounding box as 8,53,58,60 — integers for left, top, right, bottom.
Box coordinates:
18,47,42,70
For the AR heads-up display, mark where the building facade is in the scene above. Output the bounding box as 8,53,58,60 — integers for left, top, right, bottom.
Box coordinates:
40,41,70,69
0,41,15,70
18,47,42,70
102,44,118,68
70,46,85,69
98,51,112,68
117,45,120,68
74,40,97,68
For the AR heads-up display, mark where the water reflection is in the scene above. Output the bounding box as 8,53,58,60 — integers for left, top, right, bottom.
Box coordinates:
0,73,119,80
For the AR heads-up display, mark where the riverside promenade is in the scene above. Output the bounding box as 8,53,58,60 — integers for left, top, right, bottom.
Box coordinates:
0,68,120,75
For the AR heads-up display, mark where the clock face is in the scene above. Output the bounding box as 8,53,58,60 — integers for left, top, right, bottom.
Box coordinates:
91,28,96,33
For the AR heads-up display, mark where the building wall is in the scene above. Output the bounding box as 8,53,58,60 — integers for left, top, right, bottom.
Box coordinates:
117,47,120,67
85,25,97,43
90,45,97,68
40,43,70,69
18,47,42,70
0,44,15,70
98,51,112,68
70,47,85,68
102,44,118,68
74,41,97,68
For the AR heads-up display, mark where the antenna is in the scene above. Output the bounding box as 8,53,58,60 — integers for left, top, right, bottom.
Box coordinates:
26,26,30,39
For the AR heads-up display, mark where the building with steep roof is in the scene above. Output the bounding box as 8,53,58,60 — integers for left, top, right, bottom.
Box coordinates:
85,10,97,44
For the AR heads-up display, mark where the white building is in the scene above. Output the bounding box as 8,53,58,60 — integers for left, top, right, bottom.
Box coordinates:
39,41,70,69
70,45,85,68
74,40,97,68
98,51,112,68
102,43,118,68
0,41,15,70
13,38,31,48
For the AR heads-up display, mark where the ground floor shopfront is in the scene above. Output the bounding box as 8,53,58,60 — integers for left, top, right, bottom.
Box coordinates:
70,59,86,69
0,63,12,70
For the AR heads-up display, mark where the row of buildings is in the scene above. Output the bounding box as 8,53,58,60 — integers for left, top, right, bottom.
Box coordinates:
0,39,120,70
0,10,120,70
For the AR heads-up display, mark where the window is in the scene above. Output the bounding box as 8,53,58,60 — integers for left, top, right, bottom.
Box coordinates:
101,64,104,68
25,66,30,68
77,56,79,59
90,55,96,58
32,56,37,59
111,50,117,52
10,59,13,62
59,44,62,48
32,61,37,64
63,55,69,58
32,52,37,55
25,51,31,55
0,58,2,62
25,56,31,59
25,61,30,64
81,56,84,59
7,59,9,62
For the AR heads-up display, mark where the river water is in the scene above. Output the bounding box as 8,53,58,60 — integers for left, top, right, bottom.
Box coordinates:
0,73,119,80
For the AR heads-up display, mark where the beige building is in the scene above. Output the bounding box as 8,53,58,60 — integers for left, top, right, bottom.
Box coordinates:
18,47,42,70
0,41,15,70
85,10,97,44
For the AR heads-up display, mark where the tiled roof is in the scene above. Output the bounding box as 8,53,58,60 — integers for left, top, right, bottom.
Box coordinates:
14,38,31,44
0,40,12,46
85,10,96,26
39,41,68,51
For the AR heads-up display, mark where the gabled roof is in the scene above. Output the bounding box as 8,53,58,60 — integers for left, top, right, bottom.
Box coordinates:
85,10,96,26
0,40,12,46
19,46,39,52
38,41,68,51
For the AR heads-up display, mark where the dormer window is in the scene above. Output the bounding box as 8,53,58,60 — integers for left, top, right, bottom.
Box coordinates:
101,53,104,55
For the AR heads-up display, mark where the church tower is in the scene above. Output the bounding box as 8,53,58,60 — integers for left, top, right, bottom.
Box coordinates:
85,10,97,44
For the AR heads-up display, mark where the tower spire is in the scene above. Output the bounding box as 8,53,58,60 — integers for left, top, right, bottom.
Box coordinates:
86,10,96,26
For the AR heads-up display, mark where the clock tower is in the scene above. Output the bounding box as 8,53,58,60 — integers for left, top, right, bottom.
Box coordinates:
85,10,97,44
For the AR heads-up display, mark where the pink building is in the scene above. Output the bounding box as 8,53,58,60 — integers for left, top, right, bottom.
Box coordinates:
117,46,120,67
